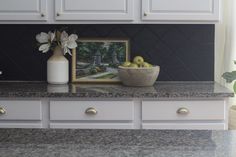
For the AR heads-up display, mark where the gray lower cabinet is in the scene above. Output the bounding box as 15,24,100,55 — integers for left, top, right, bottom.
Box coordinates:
0,99,229,130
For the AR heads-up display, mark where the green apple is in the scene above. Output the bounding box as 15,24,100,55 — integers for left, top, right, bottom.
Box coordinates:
122,61,131,67
129,63,139,68
148,64,153,67
133,56,144,65
141,62,152,68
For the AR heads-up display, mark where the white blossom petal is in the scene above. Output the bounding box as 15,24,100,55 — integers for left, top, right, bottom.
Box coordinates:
60,31,69,42
39,44,50,53
67,48,72,55
36,32,49,43
61,41,67,48
48,31,55,42
67,41,77,49
63,47,72,56
68,34,78,41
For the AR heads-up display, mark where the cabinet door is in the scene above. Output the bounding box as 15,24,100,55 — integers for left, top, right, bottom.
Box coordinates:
142,0,219,21
0,0,47,21
55,0,134,21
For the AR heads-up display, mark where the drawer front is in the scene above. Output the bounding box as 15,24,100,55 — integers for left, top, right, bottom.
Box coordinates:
0,101,42,120
50,101,134,121
142,101,225,121
142,123,226,130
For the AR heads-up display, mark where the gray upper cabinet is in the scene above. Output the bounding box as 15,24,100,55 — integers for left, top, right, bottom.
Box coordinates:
0,0,47,21
55,0,134,21
0,0,221,24
142,0,220,22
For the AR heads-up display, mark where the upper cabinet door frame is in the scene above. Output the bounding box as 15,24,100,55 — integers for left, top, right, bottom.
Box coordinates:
55,0,134,21
0,0,47,21
142,0,220,22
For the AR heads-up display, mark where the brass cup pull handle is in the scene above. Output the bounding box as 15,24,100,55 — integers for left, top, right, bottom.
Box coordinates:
0,107,6,115
85,107,97,115
144,12,148,16
177,107,189,115
56,13,60,16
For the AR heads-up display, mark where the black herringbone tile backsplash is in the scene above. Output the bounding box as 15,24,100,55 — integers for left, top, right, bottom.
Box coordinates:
0,24,214,81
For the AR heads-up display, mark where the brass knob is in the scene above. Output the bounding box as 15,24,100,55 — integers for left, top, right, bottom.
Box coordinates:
144,12,148,16
177,107,189,115
56,13,60,16
0,107,6,115
41,13,45,17
85,107,97,115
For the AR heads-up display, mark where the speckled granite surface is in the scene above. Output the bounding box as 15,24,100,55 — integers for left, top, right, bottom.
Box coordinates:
0,129,235,157
0,81,233,98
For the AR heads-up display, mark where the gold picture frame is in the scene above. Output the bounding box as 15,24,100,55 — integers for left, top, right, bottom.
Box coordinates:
72,38,130,83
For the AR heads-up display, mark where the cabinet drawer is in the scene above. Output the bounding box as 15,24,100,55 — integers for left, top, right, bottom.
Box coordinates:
0,101,42,120
142,101,225,121
50,101,134,121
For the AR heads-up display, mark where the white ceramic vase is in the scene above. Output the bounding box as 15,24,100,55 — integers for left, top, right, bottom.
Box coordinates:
47,46,69,84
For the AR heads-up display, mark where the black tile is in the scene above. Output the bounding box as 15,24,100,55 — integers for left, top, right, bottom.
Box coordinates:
0,24,214,81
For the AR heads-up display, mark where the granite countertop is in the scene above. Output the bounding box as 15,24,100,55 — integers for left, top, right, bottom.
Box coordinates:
0,129,235,157
0,81,233,98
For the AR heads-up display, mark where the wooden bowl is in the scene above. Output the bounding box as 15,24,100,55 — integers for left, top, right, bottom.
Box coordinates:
118,65,160,87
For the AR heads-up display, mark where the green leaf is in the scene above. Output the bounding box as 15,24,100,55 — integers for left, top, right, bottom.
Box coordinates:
222,71,236,83
233,82,236,93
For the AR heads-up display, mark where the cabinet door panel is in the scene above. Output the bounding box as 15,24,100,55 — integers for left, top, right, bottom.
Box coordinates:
142,0,219,21
64,0,127,11
50,123,134,129
151,0,212,12
0,0,47,21
55,0,134,20
0,0,39,11
142,123,226,130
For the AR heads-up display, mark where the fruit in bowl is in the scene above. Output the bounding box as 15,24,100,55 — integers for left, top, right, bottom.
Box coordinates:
118,56,160,87
133,56,144,65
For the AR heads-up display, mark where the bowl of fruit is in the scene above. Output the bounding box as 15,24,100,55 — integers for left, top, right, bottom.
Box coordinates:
118,56,160,87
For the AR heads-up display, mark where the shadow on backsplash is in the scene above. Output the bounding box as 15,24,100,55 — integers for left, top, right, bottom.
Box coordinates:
0,24,214,81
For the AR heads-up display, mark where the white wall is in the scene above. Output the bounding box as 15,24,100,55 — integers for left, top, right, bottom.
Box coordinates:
215,0,236,105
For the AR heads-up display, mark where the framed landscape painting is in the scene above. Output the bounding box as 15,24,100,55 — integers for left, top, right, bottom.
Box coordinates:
72,38,130,83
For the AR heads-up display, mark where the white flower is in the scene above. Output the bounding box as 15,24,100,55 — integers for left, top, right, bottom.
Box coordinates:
39,44,50,53
60,31,78,55
36,32,55,53
60,31,69,42
48,31,55,42
36,32,49,43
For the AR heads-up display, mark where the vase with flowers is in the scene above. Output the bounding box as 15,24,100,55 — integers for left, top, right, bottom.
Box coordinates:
36,30,78,84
